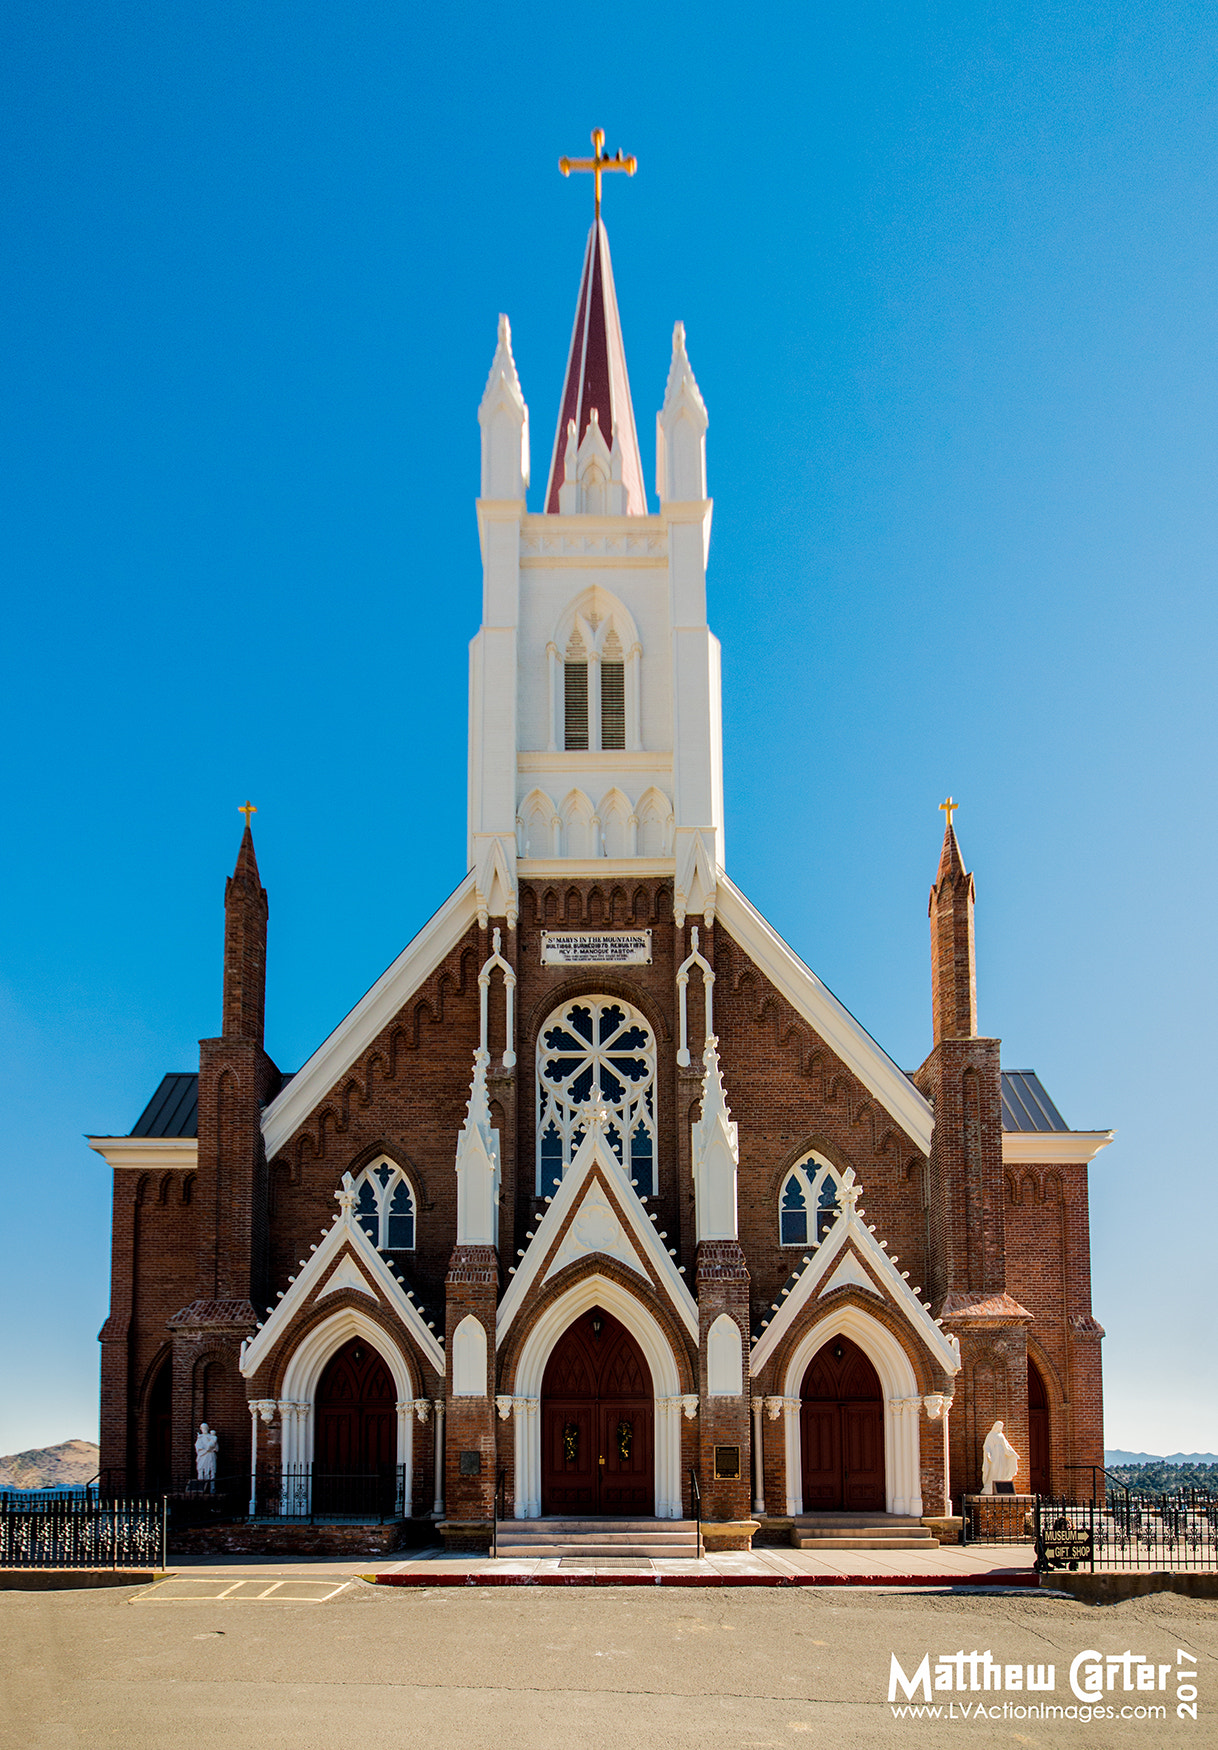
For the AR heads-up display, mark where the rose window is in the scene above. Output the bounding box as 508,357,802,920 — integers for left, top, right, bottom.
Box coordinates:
536,997,656,1197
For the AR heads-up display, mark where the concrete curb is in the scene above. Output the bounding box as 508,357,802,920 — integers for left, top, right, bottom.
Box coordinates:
1047,1570,1218,1605
361,1569,1041,1590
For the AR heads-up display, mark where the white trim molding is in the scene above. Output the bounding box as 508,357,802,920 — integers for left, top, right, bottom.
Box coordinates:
87,1137,197,1171
506,1271,687,1519
1002,1131,1114,1165
780,1305,927,1518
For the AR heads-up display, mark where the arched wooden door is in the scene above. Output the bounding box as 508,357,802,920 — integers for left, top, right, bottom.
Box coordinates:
1028,1359,1051,1495
800,1334,885,1512
146,1358,172,1494
315,1337,396,1476
541,1308,654,1516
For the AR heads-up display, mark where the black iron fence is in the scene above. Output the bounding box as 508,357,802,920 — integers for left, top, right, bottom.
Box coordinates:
251,1464,407,1523
0,1491,166,1569
961,1490,1218,1572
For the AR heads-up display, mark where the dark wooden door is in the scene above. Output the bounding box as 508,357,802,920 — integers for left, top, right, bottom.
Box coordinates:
1028,1360,1051,1495
541,1309,654,1515
315,1337,396,1492
800,1335,885,1512
146,1359,172,1493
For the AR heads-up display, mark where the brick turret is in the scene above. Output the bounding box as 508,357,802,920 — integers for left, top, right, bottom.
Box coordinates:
168,819,280,1483
914,810,1029,1501
929,807,977,1044
222,824,268,1044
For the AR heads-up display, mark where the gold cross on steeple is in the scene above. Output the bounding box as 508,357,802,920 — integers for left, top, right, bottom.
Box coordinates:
939,796,958,831
238,800,257,829
559,129,637,222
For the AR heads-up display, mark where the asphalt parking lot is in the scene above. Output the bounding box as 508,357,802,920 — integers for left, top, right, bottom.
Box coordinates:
1,1580,1213,1750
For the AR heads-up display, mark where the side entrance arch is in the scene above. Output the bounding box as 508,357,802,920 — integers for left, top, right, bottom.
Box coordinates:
315,1336,397,1474
1027,1358,1051,1495
541,1307,654,1515
800,1334,885,1511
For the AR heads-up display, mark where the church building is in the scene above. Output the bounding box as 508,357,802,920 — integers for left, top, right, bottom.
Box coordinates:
90,148,1113,1548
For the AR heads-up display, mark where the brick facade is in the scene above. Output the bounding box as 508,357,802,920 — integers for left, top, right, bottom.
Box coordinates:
97,840,1107,1534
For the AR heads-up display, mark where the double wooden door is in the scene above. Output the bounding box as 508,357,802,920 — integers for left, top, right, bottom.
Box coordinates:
315,1337,397,1475
800,1335,885,1512
541,1308,654,1515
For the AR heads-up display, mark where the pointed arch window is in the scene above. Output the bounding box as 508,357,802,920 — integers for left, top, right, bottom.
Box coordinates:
536,996,656,1196
352,1158,416,1252
778,1154,841,1248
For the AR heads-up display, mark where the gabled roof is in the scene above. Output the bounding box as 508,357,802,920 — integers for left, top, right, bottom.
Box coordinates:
749,1180,960,1379
239,1174,447,1381
496,1122,699,1346
1001,1070,1067,1132
544,220,646,516
132,1073,198,1138
715,874,935,1156
260,873,478,1160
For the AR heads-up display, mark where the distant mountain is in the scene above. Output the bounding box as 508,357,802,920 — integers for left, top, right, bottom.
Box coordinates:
1106,1449,1218,1466
0,1440,99,1490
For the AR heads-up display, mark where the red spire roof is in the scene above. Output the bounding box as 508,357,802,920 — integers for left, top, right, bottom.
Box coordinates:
544,220,646,515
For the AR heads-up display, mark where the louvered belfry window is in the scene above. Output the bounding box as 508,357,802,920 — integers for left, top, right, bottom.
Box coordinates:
600,661,625,749
564,662,589,750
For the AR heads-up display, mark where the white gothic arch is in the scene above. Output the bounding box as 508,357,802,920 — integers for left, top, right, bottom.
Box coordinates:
276,1307,417,1496
779,1303,924,1518
508,1274,686,1519
548,585,642,753
518,787,559,858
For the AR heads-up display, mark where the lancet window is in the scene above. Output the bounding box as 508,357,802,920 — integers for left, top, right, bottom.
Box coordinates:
353,1158,416,1252
778,1154,841,1248
549,590,641,754
536,997,656,1196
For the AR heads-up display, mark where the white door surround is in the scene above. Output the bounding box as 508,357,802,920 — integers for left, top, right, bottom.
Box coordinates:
779,1304,925,1518
503,1273,691,1519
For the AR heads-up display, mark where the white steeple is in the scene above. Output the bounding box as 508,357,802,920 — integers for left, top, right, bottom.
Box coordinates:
466,224,724,921
691,1035,739,1242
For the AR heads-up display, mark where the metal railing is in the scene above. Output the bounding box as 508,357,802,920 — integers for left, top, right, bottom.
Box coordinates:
689,1467,702,1559
961,1490,1218,1571
251,1464,408,1524
960,1493,1035,1546
0,1491,166,1569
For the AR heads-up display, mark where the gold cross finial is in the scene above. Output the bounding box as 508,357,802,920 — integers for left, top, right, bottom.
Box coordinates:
559,128,637,222
939,796,958,831
238,800,256,829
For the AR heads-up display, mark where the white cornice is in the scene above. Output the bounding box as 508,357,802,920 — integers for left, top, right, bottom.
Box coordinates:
88,1137,198,1171
518,856,676,880
1002,1131,1114,1165
716,875,934,1156
261,873,479,1160
517,750,672,773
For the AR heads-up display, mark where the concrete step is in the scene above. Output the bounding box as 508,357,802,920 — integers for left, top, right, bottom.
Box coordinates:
794,1514,927,1529
498,1520,697,1533
495,1518,700,1560
797,1525,934,1541
793,1534,940,1551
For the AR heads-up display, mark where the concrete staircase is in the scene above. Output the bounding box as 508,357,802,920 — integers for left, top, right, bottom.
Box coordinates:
791,1513,939,1552
494,1518,701,1560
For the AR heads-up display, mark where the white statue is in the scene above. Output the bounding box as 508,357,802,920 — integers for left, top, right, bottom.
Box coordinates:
195,1423,219,1489
981,1419,1020,1494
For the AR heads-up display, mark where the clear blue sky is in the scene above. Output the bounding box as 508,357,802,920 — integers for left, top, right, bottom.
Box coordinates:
2,1,1214,1458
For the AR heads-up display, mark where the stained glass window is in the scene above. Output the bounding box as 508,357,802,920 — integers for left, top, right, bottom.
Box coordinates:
779,1154,844,1249
536,997,656,1194
351,1158,416,1252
